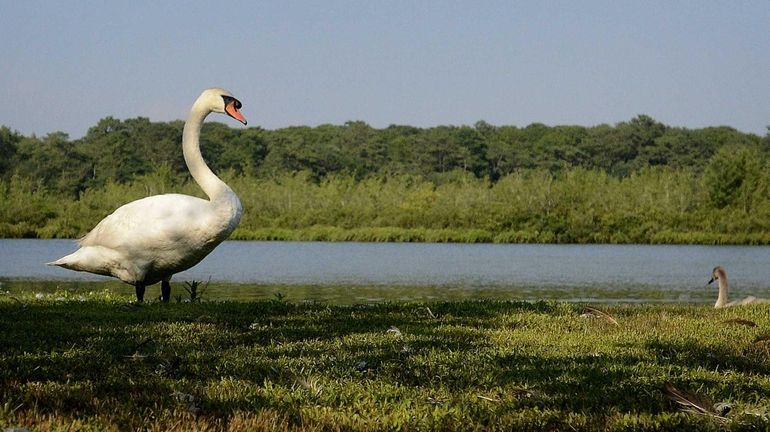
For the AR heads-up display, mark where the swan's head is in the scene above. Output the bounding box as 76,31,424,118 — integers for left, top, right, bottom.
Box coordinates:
708,266,726,285
197,88,247,125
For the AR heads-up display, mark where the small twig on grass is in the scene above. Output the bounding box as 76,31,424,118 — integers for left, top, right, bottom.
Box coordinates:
753,334,770,344
477,394,500,403
581,306,619,326
509,387,540,399
664,382,727,422
386,326,402,337
722,318,757,327
427,395,445,405
1,400,24,416
124,338,152,361
123,351,148,361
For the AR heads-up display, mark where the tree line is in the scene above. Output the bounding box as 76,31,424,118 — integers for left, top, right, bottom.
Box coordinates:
1,116,769,243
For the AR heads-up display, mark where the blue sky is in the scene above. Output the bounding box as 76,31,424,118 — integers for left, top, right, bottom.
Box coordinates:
1,1,768,138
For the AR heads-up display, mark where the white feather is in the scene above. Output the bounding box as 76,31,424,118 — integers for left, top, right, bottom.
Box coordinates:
49,88,245,293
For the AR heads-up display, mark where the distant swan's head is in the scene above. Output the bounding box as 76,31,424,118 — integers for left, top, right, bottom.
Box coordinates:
708,266,726,285
196,88,247,125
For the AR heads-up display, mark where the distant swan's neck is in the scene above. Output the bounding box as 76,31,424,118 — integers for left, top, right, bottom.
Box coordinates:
715,276,728,308
183,102,231,200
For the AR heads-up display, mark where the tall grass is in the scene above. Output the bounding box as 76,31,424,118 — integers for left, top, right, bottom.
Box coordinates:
2,166,770,244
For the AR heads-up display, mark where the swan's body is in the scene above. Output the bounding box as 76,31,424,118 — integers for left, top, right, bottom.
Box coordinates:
49,88,247,302
708,266,770,308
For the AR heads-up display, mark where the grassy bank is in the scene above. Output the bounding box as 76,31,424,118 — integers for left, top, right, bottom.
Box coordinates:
1,291,770,431
231,226,770,245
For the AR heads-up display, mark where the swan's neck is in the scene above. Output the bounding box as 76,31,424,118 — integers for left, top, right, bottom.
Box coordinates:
715,276,728,308
183,102,232,201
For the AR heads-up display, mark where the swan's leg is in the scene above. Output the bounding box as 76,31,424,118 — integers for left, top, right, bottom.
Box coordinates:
161,279,171,303
135,284,146,303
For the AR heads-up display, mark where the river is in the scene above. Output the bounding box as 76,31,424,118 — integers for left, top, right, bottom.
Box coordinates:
0,239,768,304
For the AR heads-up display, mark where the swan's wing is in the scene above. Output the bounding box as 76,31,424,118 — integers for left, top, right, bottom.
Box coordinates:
79,194,219,251
56,193,237,284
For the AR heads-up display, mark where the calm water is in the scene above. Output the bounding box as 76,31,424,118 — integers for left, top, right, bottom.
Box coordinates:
1,239,769,304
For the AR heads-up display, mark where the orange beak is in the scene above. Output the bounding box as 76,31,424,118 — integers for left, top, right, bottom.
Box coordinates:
225,100,247,125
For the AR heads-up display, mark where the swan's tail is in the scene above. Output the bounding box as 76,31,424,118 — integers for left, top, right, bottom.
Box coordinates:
46,247,117,273
48,237,90,267
47,251,81,269
46,246,136,284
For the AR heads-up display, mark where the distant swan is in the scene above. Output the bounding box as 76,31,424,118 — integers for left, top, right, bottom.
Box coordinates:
49,88,247,302
708,266,769,308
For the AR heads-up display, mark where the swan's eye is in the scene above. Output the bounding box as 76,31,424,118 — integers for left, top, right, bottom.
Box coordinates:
222,95,242,110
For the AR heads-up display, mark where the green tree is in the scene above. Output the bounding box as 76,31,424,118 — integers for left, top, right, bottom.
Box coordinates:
0,126,22,177
421,126,487,179
533,126,588,171
610,115,667,175
337,121,387,177
12,132,89,196
381,125,424,175
703,145,765,210
223,127,269,176
139,120,186,177
761,126,770,153
484,125,532,179
78,117,147,187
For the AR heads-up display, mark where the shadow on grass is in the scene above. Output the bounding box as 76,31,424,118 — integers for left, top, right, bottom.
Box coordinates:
0,300,547,405
495,351,671,412
4,299,764,427
644,338,770,376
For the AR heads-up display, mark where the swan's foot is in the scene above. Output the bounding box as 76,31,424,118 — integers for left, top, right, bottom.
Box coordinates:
161,280,171,303
135,284,146,303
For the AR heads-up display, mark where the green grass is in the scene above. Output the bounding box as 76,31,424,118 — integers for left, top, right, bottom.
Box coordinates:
1,290,770,431
231,226,770,245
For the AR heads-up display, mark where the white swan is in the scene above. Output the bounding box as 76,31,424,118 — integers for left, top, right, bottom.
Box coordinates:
49,88,247,302
708,266,769,308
